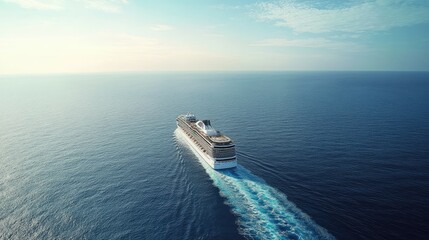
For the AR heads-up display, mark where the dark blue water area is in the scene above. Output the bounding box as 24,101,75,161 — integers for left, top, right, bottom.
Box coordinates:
1,72,428,239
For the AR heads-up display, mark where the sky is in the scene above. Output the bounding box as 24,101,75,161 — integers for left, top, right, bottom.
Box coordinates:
1,0,429,74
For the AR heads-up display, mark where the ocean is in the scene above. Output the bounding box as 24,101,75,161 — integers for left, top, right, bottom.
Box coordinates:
1,72,428,239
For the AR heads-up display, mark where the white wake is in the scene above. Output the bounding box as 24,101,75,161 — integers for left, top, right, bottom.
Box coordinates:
174,129,335,240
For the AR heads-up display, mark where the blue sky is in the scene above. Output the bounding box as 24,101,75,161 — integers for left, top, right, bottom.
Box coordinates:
1,0,428,74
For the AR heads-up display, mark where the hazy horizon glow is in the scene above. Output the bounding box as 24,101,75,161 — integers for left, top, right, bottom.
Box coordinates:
1,0,429,74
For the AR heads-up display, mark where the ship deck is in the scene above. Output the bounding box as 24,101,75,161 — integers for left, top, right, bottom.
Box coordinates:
188,122,232,144
208,135,231,143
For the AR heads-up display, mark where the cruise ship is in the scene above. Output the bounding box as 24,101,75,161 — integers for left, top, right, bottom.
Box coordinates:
176,114,237,169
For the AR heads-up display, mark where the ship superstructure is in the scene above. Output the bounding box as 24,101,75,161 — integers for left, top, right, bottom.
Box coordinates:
176,114,237,169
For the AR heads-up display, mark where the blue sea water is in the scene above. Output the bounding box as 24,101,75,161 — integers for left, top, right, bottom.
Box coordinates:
1,72,428,239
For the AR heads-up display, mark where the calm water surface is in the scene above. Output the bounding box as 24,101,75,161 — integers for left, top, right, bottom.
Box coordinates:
1,72,428,239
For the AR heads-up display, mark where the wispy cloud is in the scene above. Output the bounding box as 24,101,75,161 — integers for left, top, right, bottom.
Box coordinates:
3,0,63,10
3,0,128,12
150,24,174,31
78,0,128,13
251,38,364,51
253,0,429,33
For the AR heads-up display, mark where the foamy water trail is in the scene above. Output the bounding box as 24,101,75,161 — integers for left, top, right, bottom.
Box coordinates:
174,129,335,240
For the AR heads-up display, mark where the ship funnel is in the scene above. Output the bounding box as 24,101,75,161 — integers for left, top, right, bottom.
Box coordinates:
196,120,218,136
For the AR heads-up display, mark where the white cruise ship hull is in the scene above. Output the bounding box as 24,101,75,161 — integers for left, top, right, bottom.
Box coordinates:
176,127,237,170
